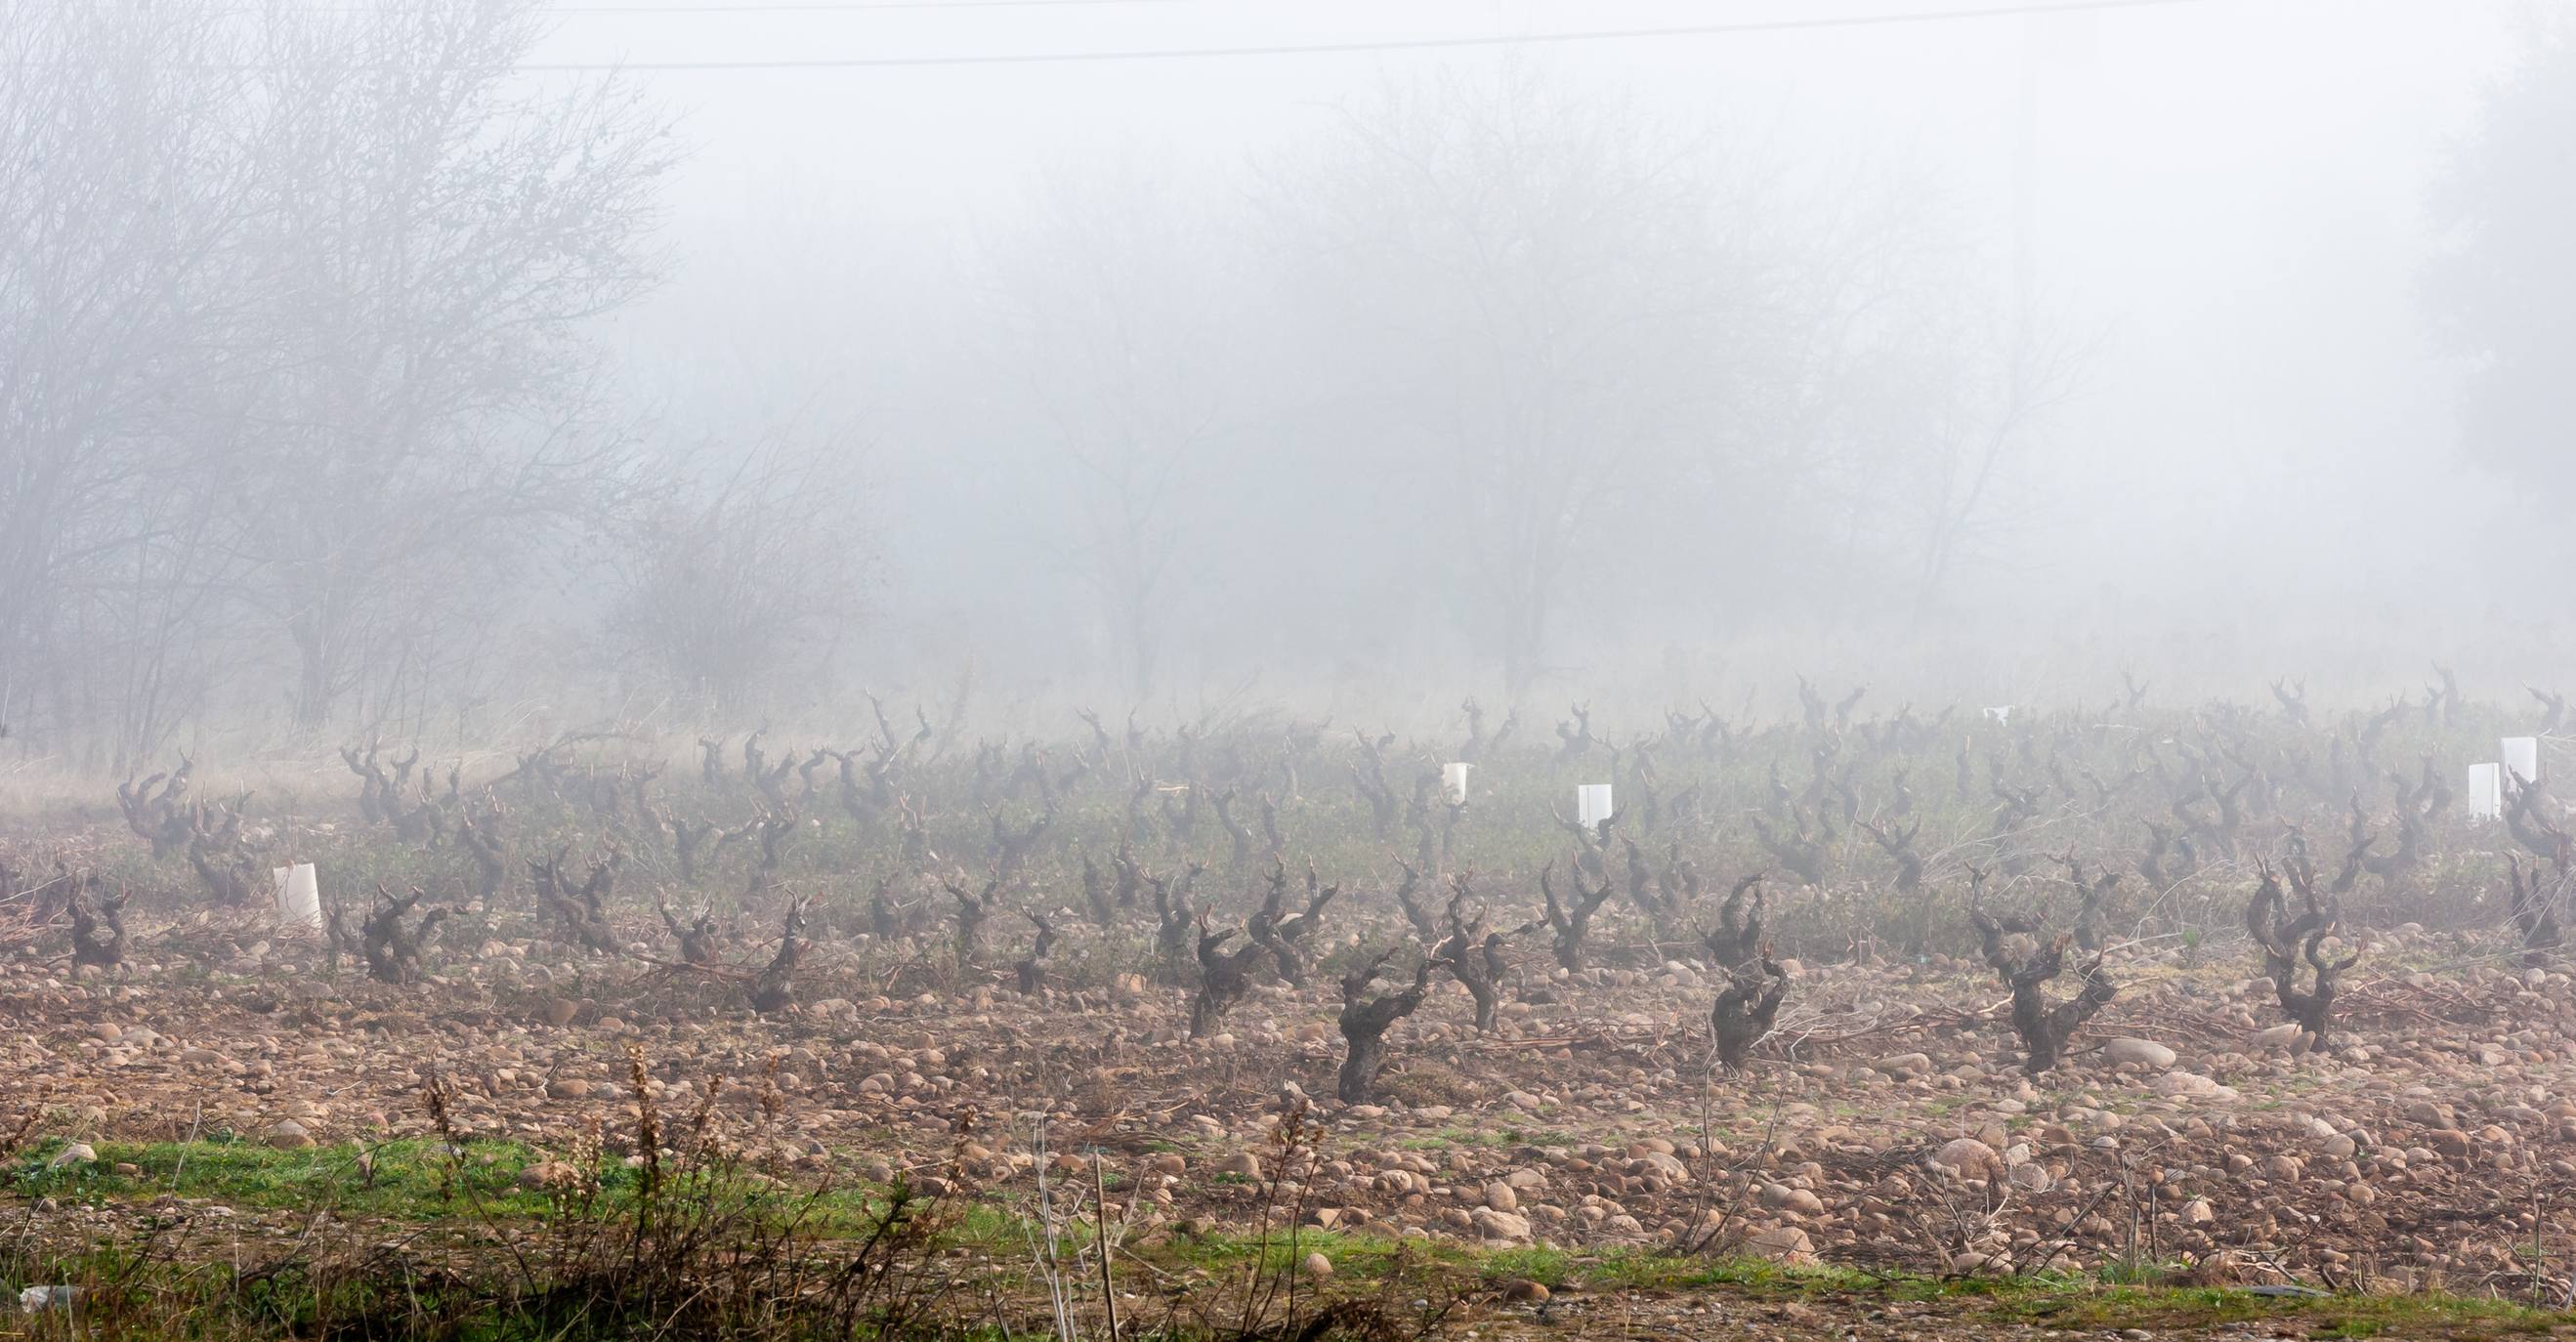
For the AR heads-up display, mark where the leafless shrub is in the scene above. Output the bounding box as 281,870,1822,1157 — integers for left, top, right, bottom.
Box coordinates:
1538,859,1615,971
749,896,807,1014
942,871,1001,968
356,884,451,986
1336,944,1432,1103
2247,856,2360,1052
1248,860,1337,986
68,876,127,973
2508,855,2567,965
1013,909,1058,993
655,889,719,966
1189,911,1268,1039
530,848,621,954
1430,875,1522,1033
1968,868,2115,1074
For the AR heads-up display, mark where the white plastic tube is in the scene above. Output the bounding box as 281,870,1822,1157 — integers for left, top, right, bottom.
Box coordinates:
273,862,321,930
2466,764,2504,821
2503,736,2540,787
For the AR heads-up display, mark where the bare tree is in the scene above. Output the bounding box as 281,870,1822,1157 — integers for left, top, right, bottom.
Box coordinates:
2425,23,2576,494
986,163,1250,698
0,3,266,767
238,0,674,733
1775,167,2088,621
606,428,876,712
1276,66,1786,695
1897,309,2086,617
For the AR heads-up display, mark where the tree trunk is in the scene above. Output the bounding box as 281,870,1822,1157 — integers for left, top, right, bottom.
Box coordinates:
1337,1033,1391,1104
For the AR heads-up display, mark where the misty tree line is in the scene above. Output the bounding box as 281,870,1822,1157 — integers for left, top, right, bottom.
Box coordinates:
975,69,2078,703
3,3,2564,769
0,0,683,770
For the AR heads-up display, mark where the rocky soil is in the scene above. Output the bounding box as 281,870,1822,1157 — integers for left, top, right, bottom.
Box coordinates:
10,913,2574,1312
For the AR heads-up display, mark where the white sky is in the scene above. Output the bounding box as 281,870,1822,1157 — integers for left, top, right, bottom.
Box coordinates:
536,0,2536,628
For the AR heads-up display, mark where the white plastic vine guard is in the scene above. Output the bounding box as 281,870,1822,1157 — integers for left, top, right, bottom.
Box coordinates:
2466,764,2504,821
272,862,321,930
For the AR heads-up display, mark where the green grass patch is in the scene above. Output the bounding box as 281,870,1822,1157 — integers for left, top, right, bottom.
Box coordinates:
7,1137,913,1237
14,1139,2575,1340
11,1136,558,1219
1975,1279,2565,1335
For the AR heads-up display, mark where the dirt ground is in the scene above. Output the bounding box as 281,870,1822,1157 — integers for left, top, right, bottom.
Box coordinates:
10,907,2576,1337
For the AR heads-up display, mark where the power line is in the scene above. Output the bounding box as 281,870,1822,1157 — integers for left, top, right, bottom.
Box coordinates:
531,0,1185,12
21,0,1182,9
510,0,2203,70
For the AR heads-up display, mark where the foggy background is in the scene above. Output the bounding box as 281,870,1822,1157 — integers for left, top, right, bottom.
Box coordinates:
4,0,2567,771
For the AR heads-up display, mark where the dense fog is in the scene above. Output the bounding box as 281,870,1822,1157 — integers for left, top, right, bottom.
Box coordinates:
3,0,2567,769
